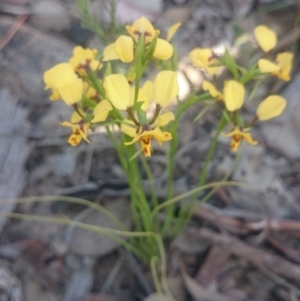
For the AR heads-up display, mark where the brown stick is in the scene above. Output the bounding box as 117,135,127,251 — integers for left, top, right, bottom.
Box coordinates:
197,228,300,283
196,206,300,234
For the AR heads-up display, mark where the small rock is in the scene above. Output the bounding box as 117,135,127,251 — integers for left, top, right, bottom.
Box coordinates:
31,0,71,31
69,199,132,256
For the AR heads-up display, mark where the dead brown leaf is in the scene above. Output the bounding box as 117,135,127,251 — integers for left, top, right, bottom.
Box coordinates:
181,265,233,301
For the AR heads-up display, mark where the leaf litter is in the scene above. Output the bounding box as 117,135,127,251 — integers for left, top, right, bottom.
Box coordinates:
1,0,300,300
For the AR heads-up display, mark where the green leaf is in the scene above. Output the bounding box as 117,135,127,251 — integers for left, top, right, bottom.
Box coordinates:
131,101,144,112
82,95,97,109
224,47,238,80
104,62,112,78
193,105,211,122
240,64,260,84
145,34,158,62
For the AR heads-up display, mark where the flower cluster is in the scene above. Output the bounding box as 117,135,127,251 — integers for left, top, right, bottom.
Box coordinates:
103,16,180,63
104,70,178,156
189,25,292,151
44,18,292,155
254,25,293,81
43,17,180,156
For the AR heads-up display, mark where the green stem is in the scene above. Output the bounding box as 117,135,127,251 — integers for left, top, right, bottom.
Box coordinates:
196,148,241,206
87,70,106,98
0,195,126,230
140,155,158,209
161,93,211,235
150,257,162,294
151,181,250,218
173,114,227,234
197,114,227,188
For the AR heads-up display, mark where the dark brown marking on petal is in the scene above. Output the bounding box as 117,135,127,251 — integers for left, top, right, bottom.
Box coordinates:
143,147,151,156
233,135,241,143
142,137,150,145
133,30,152,39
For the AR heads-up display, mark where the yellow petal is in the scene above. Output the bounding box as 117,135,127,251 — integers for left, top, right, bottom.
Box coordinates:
59,77,83,105
152,129,172,145
115,36,134,63
256,95,286,121
276,52,293,81
223,80,245,112
153,38,173,60
125,127,164,144
156,112,175,126
69,46,99,73
83,82,98,99
62,117,90,145
126,16,158,43
103,43,119,61
258,59,280,73
123,126,171,156
202,80,223,100
254,25,277,52
153,71,178,108
130,86,149,111
224,127,257,152
68,133,82,147
71,111,83,123
189,48,220,75
121,119,136,138
189,48,211,67
44,63,78,89
142,80,154,102
141,137,152,156
49,89,61,101
71,46,96,63
92,99,112,123
78,125,90,143
167,22,181,41
103,74,132,110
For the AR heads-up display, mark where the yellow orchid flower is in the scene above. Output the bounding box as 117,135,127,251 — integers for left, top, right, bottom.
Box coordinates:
223,127,258,152
125,16,160,44
43,63,83,105
254,25,277,52
69,46,101,75
256,95,286,121
202,80,223,101
104,71,178,111
121,120,172,157
258,52,293,81
223,80,245,112
103,70,178,156
103,16,173,63
61,112,90,146
189,48,221,75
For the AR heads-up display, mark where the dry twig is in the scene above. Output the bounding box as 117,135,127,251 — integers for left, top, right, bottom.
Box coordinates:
197,228,300,283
